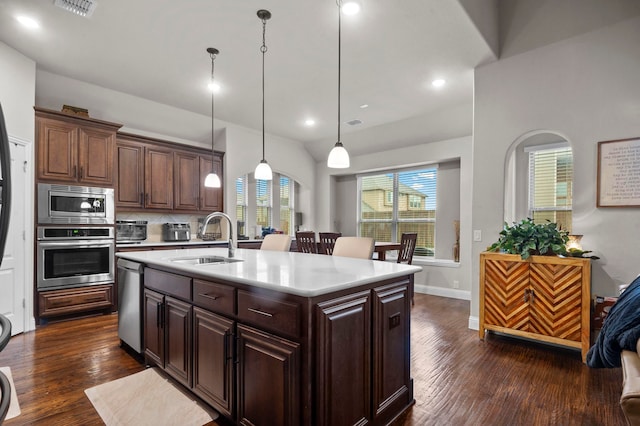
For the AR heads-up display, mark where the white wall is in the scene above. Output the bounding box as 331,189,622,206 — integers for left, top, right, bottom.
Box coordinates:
1,42,36,140
318,135,473,299
472,15,640,325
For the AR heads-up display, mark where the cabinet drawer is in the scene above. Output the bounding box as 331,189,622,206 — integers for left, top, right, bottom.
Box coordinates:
144,268,191,300
193,279,235,316
238,290,300,338
39,285,113,317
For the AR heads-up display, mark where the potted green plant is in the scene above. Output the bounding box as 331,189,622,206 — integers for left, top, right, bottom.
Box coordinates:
487,218,568,260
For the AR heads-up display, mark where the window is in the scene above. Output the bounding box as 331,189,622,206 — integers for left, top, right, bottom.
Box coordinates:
236,176,247,235
358,167,437,257
256,178,271,229
527,145,573,232
236,173,298,236
280,176,292,234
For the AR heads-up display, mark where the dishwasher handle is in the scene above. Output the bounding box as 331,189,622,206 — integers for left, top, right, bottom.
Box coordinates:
117,258,144,273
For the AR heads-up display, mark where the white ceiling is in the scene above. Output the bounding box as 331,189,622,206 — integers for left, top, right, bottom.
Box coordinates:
0,0,497,158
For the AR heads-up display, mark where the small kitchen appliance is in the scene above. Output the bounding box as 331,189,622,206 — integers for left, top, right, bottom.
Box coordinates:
162,223,191,242
116,220,148,243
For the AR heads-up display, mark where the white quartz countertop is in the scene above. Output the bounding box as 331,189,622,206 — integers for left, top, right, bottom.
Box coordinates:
116,247,421,297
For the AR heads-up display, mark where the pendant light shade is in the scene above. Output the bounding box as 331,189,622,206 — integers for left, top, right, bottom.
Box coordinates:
254,159,273,180
204,47,221,188
254,9,273,181
327,0,350,169
328,141,350,168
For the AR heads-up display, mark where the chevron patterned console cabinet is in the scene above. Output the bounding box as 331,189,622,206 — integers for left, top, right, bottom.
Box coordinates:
479,252,591,362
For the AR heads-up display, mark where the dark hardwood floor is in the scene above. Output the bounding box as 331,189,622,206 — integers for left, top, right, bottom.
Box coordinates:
0,294,626,425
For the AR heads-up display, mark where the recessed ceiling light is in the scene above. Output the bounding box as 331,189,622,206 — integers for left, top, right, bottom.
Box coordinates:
16,15,40,29
432,79,446,88
359,104,369,109
304,119,315,126
341,1,361,15
208,81,221,93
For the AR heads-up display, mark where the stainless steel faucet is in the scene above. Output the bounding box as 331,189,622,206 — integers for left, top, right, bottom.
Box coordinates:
201,212,235,258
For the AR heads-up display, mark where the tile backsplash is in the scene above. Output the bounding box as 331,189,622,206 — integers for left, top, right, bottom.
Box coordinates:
116,212,228,242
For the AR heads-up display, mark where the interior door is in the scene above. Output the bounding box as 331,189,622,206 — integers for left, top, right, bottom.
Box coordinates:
0,139,27,335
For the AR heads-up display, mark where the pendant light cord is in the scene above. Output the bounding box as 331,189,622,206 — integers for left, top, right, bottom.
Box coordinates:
261,16,268,161
337,0,341,144
208,48,218,172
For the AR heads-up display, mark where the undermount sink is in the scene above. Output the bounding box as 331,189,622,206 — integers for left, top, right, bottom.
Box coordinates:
169,255,243,265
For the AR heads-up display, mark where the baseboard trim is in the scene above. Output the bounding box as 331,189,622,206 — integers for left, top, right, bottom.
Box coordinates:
415,284,470,301
468,316,479,331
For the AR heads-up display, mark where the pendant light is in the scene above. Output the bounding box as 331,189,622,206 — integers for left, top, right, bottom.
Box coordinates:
254,9,273,181
327,0,350,169
204,47,222,188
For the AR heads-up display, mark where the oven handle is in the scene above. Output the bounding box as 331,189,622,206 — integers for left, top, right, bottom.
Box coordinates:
37,240,114,247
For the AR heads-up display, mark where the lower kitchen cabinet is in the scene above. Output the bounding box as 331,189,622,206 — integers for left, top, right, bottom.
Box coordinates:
143,289,191,388
236,324,299,426
38,284,114,319
193,307,234,417
316,291,371,426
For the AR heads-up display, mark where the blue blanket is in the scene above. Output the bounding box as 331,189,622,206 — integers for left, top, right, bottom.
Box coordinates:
587,275,640,368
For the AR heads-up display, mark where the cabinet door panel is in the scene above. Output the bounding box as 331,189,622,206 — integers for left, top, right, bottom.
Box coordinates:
115,141,144,208
529,263,583,341
237,325,299,426
37,118,77,182
372,282,411,421
78,127,114,185
174,151,200,211
193,307,234,417
316,291,371,426
200,156,223,211
144,289,164,367
145,148,173,209
165,296,192,387
483,258,530,331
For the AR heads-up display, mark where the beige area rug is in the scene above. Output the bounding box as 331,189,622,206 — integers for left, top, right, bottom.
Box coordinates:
0,366,21,420
85,368,218,426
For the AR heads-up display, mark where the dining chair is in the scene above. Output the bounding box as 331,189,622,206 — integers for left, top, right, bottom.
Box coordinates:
398,233,418,265
332,237,375,260
398,233,418,305
318,232,341,255
295,231,317,254
260,234,292,251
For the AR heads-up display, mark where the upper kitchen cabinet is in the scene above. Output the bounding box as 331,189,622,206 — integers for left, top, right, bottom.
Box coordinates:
116,133,223,213
199,156,223,212
35,107,122,186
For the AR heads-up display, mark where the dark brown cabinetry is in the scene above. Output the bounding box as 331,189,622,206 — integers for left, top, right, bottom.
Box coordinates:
237,324,299,426
140,264,414,426
35,107,121,186
116,133,223,213
193,307,234,417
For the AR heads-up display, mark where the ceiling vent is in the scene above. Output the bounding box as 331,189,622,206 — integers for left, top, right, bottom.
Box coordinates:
54,0,98,17
346,119,363,126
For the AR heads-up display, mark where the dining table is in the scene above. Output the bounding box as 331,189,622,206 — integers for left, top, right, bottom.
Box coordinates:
374,242,402,261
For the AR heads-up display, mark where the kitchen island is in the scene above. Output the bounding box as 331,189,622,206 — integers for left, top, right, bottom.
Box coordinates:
116,247,421,426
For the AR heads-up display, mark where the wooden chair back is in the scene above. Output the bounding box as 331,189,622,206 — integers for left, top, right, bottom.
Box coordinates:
318,232,341,255
398,233,417,265
295,231,317,254
332,237,375,260
260,234,292,252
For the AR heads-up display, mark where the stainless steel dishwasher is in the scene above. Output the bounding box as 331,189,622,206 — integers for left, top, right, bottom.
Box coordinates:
117,258,144,354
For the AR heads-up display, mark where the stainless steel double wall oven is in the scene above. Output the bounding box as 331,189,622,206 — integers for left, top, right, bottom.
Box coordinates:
36,184,115,291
